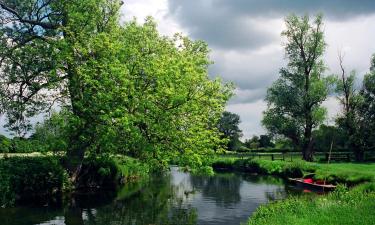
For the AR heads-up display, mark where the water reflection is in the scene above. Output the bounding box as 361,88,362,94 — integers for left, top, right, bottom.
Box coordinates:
0,167,294,225
189,173,241,207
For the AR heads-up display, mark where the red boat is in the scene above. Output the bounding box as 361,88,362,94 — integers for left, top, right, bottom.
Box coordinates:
288,178,336,192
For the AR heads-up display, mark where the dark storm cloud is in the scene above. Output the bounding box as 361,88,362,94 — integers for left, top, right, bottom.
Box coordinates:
215,0,375,19
168,0,375,105
168,0,275,50
168,0,375,50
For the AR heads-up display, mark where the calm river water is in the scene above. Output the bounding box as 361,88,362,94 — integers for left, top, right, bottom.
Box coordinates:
0,167,299,225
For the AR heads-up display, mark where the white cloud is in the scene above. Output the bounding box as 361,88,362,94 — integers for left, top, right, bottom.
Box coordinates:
226,100,267,139
120,0,186,36
324,14,375,79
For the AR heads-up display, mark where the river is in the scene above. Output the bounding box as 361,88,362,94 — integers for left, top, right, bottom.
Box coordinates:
0,166,300,225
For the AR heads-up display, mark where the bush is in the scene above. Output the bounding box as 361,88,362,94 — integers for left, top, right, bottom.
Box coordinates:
0,157,67,207
76,156,119,189
0,135,11,153
8,138,48,153
74,156,150,189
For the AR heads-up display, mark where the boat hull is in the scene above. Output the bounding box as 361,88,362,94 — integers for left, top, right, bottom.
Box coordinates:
288,178,336,192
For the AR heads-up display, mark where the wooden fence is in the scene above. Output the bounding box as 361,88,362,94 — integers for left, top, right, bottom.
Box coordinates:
219,151,375,162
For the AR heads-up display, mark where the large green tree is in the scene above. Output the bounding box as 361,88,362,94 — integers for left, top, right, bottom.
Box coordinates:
262,14,329,161
0,1,232,180
0,0,124,180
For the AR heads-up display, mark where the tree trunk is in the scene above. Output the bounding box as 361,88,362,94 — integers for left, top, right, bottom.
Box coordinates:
302,123,314,161
64,51,87,183
65,144,86,184
353,146,365,162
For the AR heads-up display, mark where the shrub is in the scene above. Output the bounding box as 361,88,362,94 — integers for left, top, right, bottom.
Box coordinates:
0,135,11,153
0,157,67,207
75,156,119,189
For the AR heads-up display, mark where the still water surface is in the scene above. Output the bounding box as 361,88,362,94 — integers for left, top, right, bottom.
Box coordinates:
0,167,297,225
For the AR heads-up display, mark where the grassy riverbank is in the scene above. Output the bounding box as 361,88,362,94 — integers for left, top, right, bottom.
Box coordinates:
211,157,375,185
248,182,375,225
0,155,149,207
211,157,375,225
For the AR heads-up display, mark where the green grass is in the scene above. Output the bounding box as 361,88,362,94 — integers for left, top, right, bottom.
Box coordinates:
314,163,375,184
211,157,375,185
248,183,375,225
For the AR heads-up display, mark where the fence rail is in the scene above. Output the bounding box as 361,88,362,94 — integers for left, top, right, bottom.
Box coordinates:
219,151,375,162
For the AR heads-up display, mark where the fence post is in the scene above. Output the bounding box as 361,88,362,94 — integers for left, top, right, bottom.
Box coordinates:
271,154,274,161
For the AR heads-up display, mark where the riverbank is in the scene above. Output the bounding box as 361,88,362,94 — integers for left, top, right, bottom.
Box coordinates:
210,157,375,225
248,182,375,225
211,157,375,185
0,155,149,207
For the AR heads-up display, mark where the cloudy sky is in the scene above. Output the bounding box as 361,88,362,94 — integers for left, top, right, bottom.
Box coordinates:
120,0,375,139
1,1,375,138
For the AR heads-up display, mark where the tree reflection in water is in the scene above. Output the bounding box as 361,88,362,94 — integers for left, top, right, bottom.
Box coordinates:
0,169,294,225
64,173,197,225
189,173,242,207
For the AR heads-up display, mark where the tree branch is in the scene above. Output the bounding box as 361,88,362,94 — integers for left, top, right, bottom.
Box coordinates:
0,1,59,29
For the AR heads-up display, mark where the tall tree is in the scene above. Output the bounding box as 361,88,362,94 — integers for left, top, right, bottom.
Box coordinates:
262,14,329,161
0,1,232,180
0,0,124,180
334,53,363,160
217,111,242,151
356,55,375,156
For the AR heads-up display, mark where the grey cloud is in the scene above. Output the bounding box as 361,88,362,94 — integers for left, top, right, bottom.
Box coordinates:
168,0,375,50
215,0,375,19
168,1,276,50
208,48,284,102
228,88,267,104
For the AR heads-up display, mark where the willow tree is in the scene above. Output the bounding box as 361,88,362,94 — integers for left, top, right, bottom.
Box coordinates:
0,1,232,179
262,14,329,161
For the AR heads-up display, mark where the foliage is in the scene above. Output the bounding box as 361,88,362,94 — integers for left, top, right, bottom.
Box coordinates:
356,65,375,155
211,156,375,185
248,183,375,225
274,138,294,150
114,156,150,181
30,110,70,153
8,137,48,153
244,134,275,150
0,1,232,177
0,135,11,153
244,135,260,149
0,155,150,206
217,111,242,151
312,125,347,152
262,14,329,161
0,157,67,207
332,55,365,161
